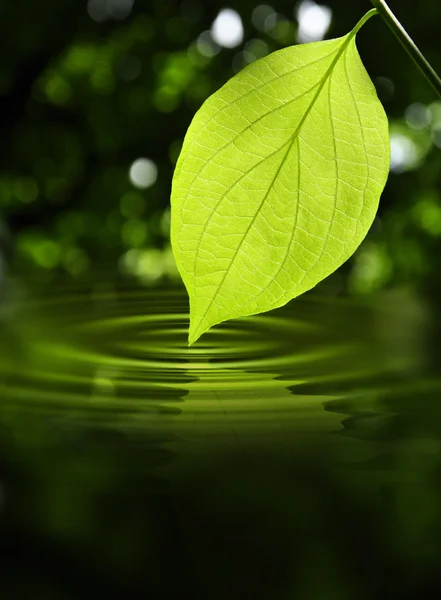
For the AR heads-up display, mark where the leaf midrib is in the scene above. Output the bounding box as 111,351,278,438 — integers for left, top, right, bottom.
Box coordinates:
190,34,355,343
177,47,342,267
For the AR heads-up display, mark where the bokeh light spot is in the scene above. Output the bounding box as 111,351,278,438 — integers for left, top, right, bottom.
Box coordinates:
120,248,165,284
153,87,179,113
33,241,61,270
429,101,441,128
122,219,149,247
14,177,39,204
129,159,158,189
349,243,393,294
211,9,244,49
269,18,295,44
63,248,90,276
90,66,115,94
405,103,431,130
244,39,269,62
251,5,276,32
390,133,419,172
44,76,72,105
295,1,332,43
196,31,221,57
65,44,96,74
412,194,441,236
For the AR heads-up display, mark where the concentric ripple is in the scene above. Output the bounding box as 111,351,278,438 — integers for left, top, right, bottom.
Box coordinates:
0,284,431,454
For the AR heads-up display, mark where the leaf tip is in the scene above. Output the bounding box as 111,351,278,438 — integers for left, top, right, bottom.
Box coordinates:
188,313,209,346
188,325,202,347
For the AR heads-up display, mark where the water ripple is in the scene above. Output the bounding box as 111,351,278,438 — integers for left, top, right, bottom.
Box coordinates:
0,285,430,455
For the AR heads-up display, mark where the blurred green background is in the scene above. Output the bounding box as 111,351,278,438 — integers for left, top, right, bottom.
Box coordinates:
1,0,440,295
2,1,441,599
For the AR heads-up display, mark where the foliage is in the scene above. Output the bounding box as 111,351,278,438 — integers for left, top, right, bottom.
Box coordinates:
171,14,389,343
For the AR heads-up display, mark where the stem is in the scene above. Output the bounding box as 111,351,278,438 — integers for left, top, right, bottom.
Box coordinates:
371,0,441,99
351,8,379,38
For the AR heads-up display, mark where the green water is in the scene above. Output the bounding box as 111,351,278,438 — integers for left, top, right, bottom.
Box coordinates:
0,282,440,598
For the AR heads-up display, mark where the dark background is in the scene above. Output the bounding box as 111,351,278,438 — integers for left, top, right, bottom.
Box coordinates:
1,0,440,296
1,1,441,599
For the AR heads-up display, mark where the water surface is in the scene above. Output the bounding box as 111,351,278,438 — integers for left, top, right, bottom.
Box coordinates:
0,282,440,598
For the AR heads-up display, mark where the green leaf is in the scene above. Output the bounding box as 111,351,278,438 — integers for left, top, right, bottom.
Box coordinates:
171,16,390,345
